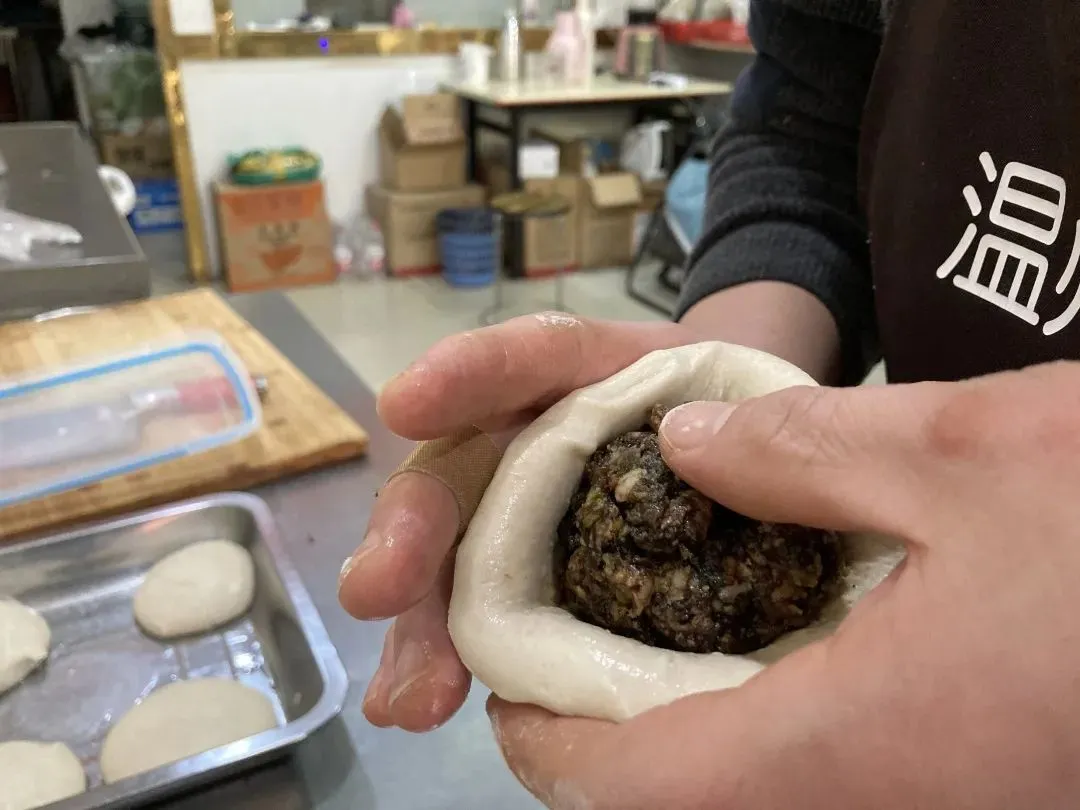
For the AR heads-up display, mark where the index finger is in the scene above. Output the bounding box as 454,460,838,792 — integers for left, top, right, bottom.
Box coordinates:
378,314,690,441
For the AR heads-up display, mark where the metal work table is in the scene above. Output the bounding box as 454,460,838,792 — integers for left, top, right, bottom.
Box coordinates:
155,292,539,810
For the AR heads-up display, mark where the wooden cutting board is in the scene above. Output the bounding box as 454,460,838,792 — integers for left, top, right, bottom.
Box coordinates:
0,289,369,540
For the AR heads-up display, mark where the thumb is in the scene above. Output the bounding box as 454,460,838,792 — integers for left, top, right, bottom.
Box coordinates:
488,642,849,810
658,383,951,537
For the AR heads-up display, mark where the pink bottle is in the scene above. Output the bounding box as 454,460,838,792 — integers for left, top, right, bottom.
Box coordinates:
391,1,416,28
546,11,582,82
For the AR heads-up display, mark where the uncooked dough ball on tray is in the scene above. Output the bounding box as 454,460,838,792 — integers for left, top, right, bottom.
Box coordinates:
0,599,50,696
0,741,86,810
100,678,278,783
133,540,256,639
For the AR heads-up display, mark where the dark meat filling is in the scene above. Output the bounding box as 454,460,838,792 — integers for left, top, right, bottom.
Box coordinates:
554,405,844,655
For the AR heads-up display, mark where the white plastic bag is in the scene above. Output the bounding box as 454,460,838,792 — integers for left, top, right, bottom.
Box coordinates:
0,210,82,263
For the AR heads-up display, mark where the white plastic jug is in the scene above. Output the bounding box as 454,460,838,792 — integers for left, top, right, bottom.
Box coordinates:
459,42,493,85
621,120,672,182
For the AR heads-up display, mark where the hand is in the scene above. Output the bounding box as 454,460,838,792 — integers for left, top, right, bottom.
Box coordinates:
490,362,1080,809
338,313,697,732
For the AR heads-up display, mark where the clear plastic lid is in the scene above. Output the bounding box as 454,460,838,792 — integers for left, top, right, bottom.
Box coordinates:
0,333,262,509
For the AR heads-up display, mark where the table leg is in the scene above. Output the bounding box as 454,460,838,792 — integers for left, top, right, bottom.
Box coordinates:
506,107,526,277
554,259,569,314
508,107,523,190
465,99,479,182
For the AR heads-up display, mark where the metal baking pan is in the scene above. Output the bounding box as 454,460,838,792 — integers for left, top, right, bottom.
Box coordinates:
0,493,348,809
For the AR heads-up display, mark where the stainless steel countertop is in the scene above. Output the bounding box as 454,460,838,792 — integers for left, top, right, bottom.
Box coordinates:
158,291,540,810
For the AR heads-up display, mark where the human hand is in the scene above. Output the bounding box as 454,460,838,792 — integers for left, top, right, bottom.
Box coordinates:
338,314,697,732
490,362,1080,809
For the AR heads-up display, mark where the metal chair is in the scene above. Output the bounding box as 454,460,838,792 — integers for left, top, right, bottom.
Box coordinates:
625,100,728,315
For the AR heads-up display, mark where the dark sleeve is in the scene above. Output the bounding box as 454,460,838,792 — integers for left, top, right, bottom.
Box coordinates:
676,0,884,384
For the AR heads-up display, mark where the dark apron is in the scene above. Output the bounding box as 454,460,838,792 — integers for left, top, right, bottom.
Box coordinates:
860,1,1080,382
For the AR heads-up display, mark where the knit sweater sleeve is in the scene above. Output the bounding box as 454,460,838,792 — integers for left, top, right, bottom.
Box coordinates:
676,0,884,384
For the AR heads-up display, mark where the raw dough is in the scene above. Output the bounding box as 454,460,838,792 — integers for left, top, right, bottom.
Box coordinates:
448,342,906,722
133,540,255,639
0,599,50,696
0,741,86,810
100,678,278,783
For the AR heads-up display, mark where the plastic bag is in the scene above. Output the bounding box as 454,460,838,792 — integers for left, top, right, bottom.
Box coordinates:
62,36,166,135
0,210,83,263
334,211,384,279
354,220,385,277
663,158,708,253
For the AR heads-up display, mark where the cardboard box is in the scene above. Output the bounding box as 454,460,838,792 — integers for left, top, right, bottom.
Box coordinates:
531,123,622,177
129,178,183,234
366,183,486,276
379,94,467,192
100,132,175,180
579,173,642,269
216,179,335,293
640,177,668,213
482,141,560,183
396,93,464,145
522,177,580,276
518,141,560,179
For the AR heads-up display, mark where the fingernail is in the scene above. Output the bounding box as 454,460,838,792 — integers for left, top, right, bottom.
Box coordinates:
388,359,429,389
660,402,736,451
338,530,383,587
389,640,430,707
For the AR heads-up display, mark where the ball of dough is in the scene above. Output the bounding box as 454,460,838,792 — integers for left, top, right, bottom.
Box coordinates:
133,540,255,639
0,600,50,696
0,741,86,810
449,342,906,722
100,678,278,783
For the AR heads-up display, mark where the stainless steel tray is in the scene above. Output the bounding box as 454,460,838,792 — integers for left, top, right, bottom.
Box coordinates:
0,122,150,323
0,493,349,809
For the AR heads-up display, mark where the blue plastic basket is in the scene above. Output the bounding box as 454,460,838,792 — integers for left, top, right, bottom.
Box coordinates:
437,207,497,288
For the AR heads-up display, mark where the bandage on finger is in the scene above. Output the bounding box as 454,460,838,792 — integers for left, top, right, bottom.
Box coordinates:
386,428,504,538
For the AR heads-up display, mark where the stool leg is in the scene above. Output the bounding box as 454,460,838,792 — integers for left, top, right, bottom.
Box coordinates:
481,211,504,326
554,258,566,313
494,212,505,314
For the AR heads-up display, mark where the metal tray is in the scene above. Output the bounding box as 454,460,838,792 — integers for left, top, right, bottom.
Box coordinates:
0,493,349,809
0,123,150,323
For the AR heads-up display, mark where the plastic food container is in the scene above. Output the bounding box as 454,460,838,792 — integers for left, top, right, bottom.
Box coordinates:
658,20,750,45
0,333,262,509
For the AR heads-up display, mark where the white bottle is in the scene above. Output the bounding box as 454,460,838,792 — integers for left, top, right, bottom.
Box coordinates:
575,1,595,85
500,10,523,83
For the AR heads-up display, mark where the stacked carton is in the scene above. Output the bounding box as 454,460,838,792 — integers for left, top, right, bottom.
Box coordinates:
367,93,485,277
521,123,643,271
216,178,336,293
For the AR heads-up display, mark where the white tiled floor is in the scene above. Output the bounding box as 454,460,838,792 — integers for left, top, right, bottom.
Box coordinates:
285,271,667,390
142,233,671,392
142,234,886,390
